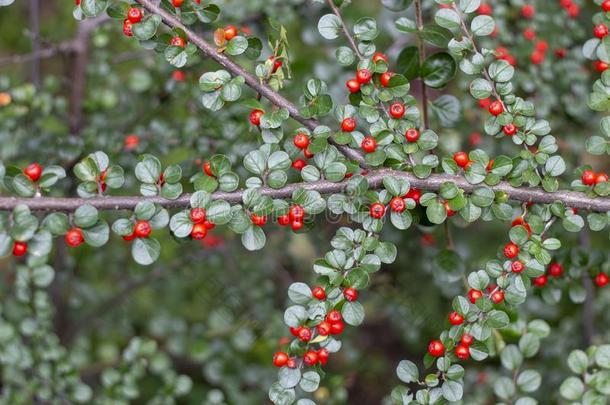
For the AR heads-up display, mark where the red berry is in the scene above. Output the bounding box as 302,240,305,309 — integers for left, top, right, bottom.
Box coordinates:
249,109,264,126
535,40,548,52
330,320,345,335
23,163,42,182
604,0,610,12
346,79,361,93
503,242,519,259
170,36,186,48
448,311,464,325
293,133,310,149
533,275,548,287
203,161,214,177
123,232,135,242
389,197,406,213
530,51,544,65
134,220,152,238
123,19,133,37
555,48,567,58
12,241,27,257
405,128,420,142
404,188,421,204
278,214,290,226
303,351,318,366
453,152,470,168
503,124,517,136
461,333,474,346
469,132,482,145
317,348,329,365
356,69,372,84
65,228,84,247
380,72,393,87
369,202,386,219
548,263,563,278
190,208,206,224
389,102,405,119
171,0,183,7
596,173,609,184
297,327,312,342
594,24,609,39
372,52,389,64
343,287,358,302
268,56,282,73
523,28,536,41
292,159,306,170
312,286,326,300
595,273,609,287
341,117,356,132
521,4,535,18
491,290,505,304
428,340,445,357
289,205,305,221
444,201,456,217
455,344,470,360
327,310,342,323
190,223,208,240
316,321,331,336
127,7,142,23
224,25,238,41
468,289,483,304
250,213,267,226
273,352,289,367
286,358,297,368
596,60,609,72
361,136,377,153
124,134,139,150
203,220,215,230
291,220,304,231
478,3,492,15
511,261,525,273
582,170,596,186
489,100,504,116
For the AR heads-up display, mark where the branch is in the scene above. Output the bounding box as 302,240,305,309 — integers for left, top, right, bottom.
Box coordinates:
326,0,363,60
134,0,366,166
0,169,608,212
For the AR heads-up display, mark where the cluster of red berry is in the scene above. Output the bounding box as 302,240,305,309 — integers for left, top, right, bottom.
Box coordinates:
122,7,142,37
189,207,215,240
581,170,609,186
367,189,423,219
559,0,580,18
122,220,152,241
278,204,305,231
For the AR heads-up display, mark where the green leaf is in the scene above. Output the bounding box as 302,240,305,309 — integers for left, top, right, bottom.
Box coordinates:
471,15,495,36
318,14,341,40
421,53,456,88
396,360,419,384
442,380,463,402
241,225,266,251
342,301,364,326
131,237,160,266
226,36,248,56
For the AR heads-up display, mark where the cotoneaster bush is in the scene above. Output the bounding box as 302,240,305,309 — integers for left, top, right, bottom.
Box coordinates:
0,0,609,404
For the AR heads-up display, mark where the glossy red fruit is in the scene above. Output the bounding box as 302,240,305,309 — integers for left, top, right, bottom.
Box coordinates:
273,352,289,367
203,161,214,177
404,188,421,204
12,241,27,257
523,28,536,41
372,52,389,64
548,263,563,278
172,70,185,82
123,19,133,37
250,214,267,226
581,170,596,185
595,273,609,287
330,320,344,335
289,205,305,222
278,215,290,226
511,260,525,273
297,327,312,342
603,0,610,12
389,102,405,119
521,4,535,18
344,287,358,302
170,36,186,48
291,220,304,231
503,124,517,136
327,310,342,323
380,72,393,87
317,348,329,365
190,223,208,240
65,228,84,247
122,232,136,242
488,100,504,116
224,25,238,41
448,311,464,325
453,152,470,168
596,60,609,72
444,201,456,217
203,220,215,230
267,56,282,73
533,274,548,287
127,7,142,23
478,3,492,15
303,351,318,366
316,321,331,336
361,136,377,153
190,208,206,224
503,242,519,259
124,134,139,150
468,289,483,304
346,79,361,93
342,117,356,132
23,163,42,182
312,286,326,300
249,109,264,126
596,173,609,184
171,0,184,7
356,69,372,84
428,340,445,357
461,333,474,346
455,344,470,360
293,133,310,149
389,197,406,213
594,24,609,39
370,202,386,219
404,128,419,142
491,290,505,304
292,159,306,170
133,220,152,238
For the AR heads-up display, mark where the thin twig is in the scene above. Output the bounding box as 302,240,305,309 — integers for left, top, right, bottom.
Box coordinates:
327,0,363,60
414,0,429,128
